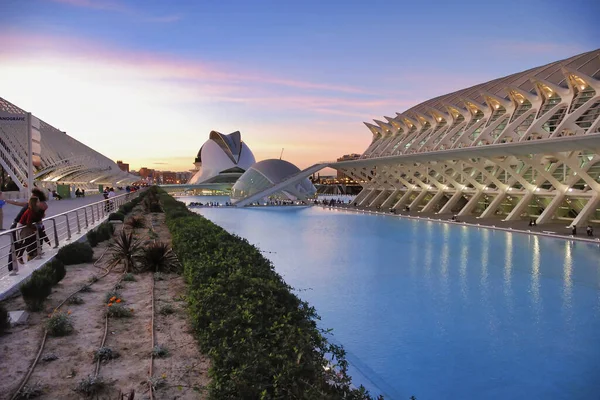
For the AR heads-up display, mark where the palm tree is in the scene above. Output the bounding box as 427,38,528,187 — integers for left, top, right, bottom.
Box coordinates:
108,230,143,272
142,242,179,273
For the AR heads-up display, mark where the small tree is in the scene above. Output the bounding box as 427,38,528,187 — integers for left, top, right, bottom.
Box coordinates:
108,230,143,272
141,242,179,273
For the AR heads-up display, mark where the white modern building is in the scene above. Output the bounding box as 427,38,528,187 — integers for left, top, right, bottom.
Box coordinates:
231,159,316,204
188,130,255,185
0,97,137,193
331,49,600,227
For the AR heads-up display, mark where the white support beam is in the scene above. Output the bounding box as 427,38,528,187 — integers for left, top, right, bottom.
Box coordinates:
409,189,429,210
421,191,445,213
504,192,534,221
381,189,401,209
438,191,464,214
359,189,379,207
458,190,484,216
536,192,566,225
369,189,391,208
570,193,600,227
392,189,414,210
479,192,507,219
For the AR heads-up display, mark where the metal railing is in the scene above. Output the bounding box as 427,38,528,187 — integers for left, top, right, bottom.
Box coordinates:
0,190,144,278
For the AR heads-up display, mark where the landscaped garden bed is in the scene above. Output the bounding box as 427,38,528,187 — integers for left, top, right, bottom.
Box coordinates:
0,190,209,399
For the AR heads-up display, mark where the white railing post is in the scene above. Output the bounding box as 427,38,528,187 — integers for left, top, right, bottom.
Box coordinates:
9,233,19,274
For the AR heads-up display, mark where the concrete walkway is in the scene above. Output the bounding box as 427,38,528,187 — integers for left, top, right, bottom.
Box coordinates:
0,191,130,300
327,204,600,245
1,193,104,230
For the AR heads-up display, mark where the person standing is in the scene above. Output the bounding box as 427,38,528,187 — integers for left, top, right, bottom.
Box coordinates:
107,187,116,212
16,197,42,263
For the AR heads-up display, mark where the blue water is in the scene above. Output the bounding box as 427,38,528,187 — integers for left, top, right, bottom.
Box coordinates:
192,204,600,400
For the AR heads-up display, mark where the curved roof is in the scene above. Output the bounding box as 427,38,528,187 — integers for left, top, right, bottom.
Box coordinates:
249,159,301,184
0,97,137,188
230,159,315,202
195,131,243,164
362,49,600,158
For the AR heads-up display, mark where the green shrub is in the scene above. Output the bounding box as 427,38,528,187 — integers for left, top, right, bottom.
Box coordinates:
122,273,136,282
96,222,114,242
108,212,125,222
44,259,66,285
86,230,99,247
104,289,122,303
93,346,119,362
57,242,93,265
67,295,84,305
46,312,73,336
75,375,105,397
20,271,53,311
151,344,169,358
106,304,132,318
158,187,379,399
0,304,10,334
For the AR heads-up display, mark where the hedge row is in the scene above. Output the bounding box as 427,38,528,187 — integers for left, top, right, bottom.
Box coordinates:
158,187,380,399
20,258,67,311
86,222,114,247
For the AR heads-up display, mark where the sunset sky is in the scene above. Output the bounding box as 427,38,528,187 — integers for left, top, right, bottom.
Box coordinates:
0,0,598,172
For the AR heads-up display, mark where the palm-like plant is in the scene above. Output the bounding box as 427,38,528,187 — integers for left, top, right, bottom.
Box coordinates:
125,216,146,231
108,230,144,273
142,242,179,273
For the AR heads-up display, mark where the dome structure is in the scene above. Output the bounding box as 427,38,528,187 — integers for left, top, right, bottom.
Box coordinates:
188,131,255,185
230,159,316,203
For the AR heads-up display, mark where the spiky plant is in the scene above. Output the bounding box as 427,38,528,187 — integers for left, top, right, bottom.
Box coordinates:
108,230,143,273
124,215,146,231
142,242,179,273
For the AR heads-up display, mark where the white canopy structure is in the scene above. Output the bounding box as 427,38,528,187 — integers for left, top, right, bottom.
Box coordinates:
0,97,137,192
334,49,600,226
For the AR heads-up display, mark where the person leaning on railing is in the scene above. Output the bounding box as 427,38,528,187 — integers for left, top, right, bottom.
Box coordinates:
15,197,42,263
4,188,51,269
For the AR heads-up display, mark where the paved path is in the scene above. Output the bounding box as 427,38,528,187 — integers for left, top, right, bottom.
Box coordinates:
2,193,105,230
328,204,600,244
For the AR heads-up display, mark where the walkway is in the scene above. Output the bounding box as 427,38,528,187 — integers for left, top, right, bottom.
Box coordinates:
0,191,139,301
1,193,103,230
327,204,600,245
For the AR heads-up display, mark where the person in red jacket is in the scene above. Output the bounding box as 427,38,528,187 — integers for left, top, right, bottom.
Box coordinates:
16,197,42,263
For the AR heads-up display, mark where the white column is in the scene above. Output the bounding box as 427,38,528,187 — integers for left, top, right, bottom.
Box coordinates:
353,188,371,205
359,189,379,207
535,192,566,225
479,192,507,219
392,189,413,210
458,190,484,216
380,189,400,209
409,189,429,210
570,193,599,227
438,191,463,214
369,189,391,207
421,191,445,213
504,192,534,221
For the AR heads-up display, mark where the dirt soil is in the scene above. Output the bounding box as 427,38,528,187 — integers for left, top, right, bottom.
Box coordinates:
0,208,210,400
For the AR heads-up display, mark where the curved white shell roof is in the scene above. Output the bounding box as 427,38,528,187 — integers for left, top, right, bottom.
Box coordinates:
188,131,255,185
231,159,316,202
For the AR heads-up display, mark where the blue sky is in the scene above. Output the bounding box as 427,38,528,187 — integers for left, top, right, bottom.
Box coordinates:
0,0,598,171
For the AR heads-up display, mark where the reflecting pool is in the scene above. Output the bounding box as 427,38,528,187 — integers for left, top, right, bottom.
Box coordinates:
193,203,600,399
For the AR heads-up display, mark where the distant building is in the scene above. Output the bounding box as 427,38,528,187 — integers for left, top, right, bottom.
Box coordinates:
161,171,177,184
116,160,129,172
336,154,361,180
